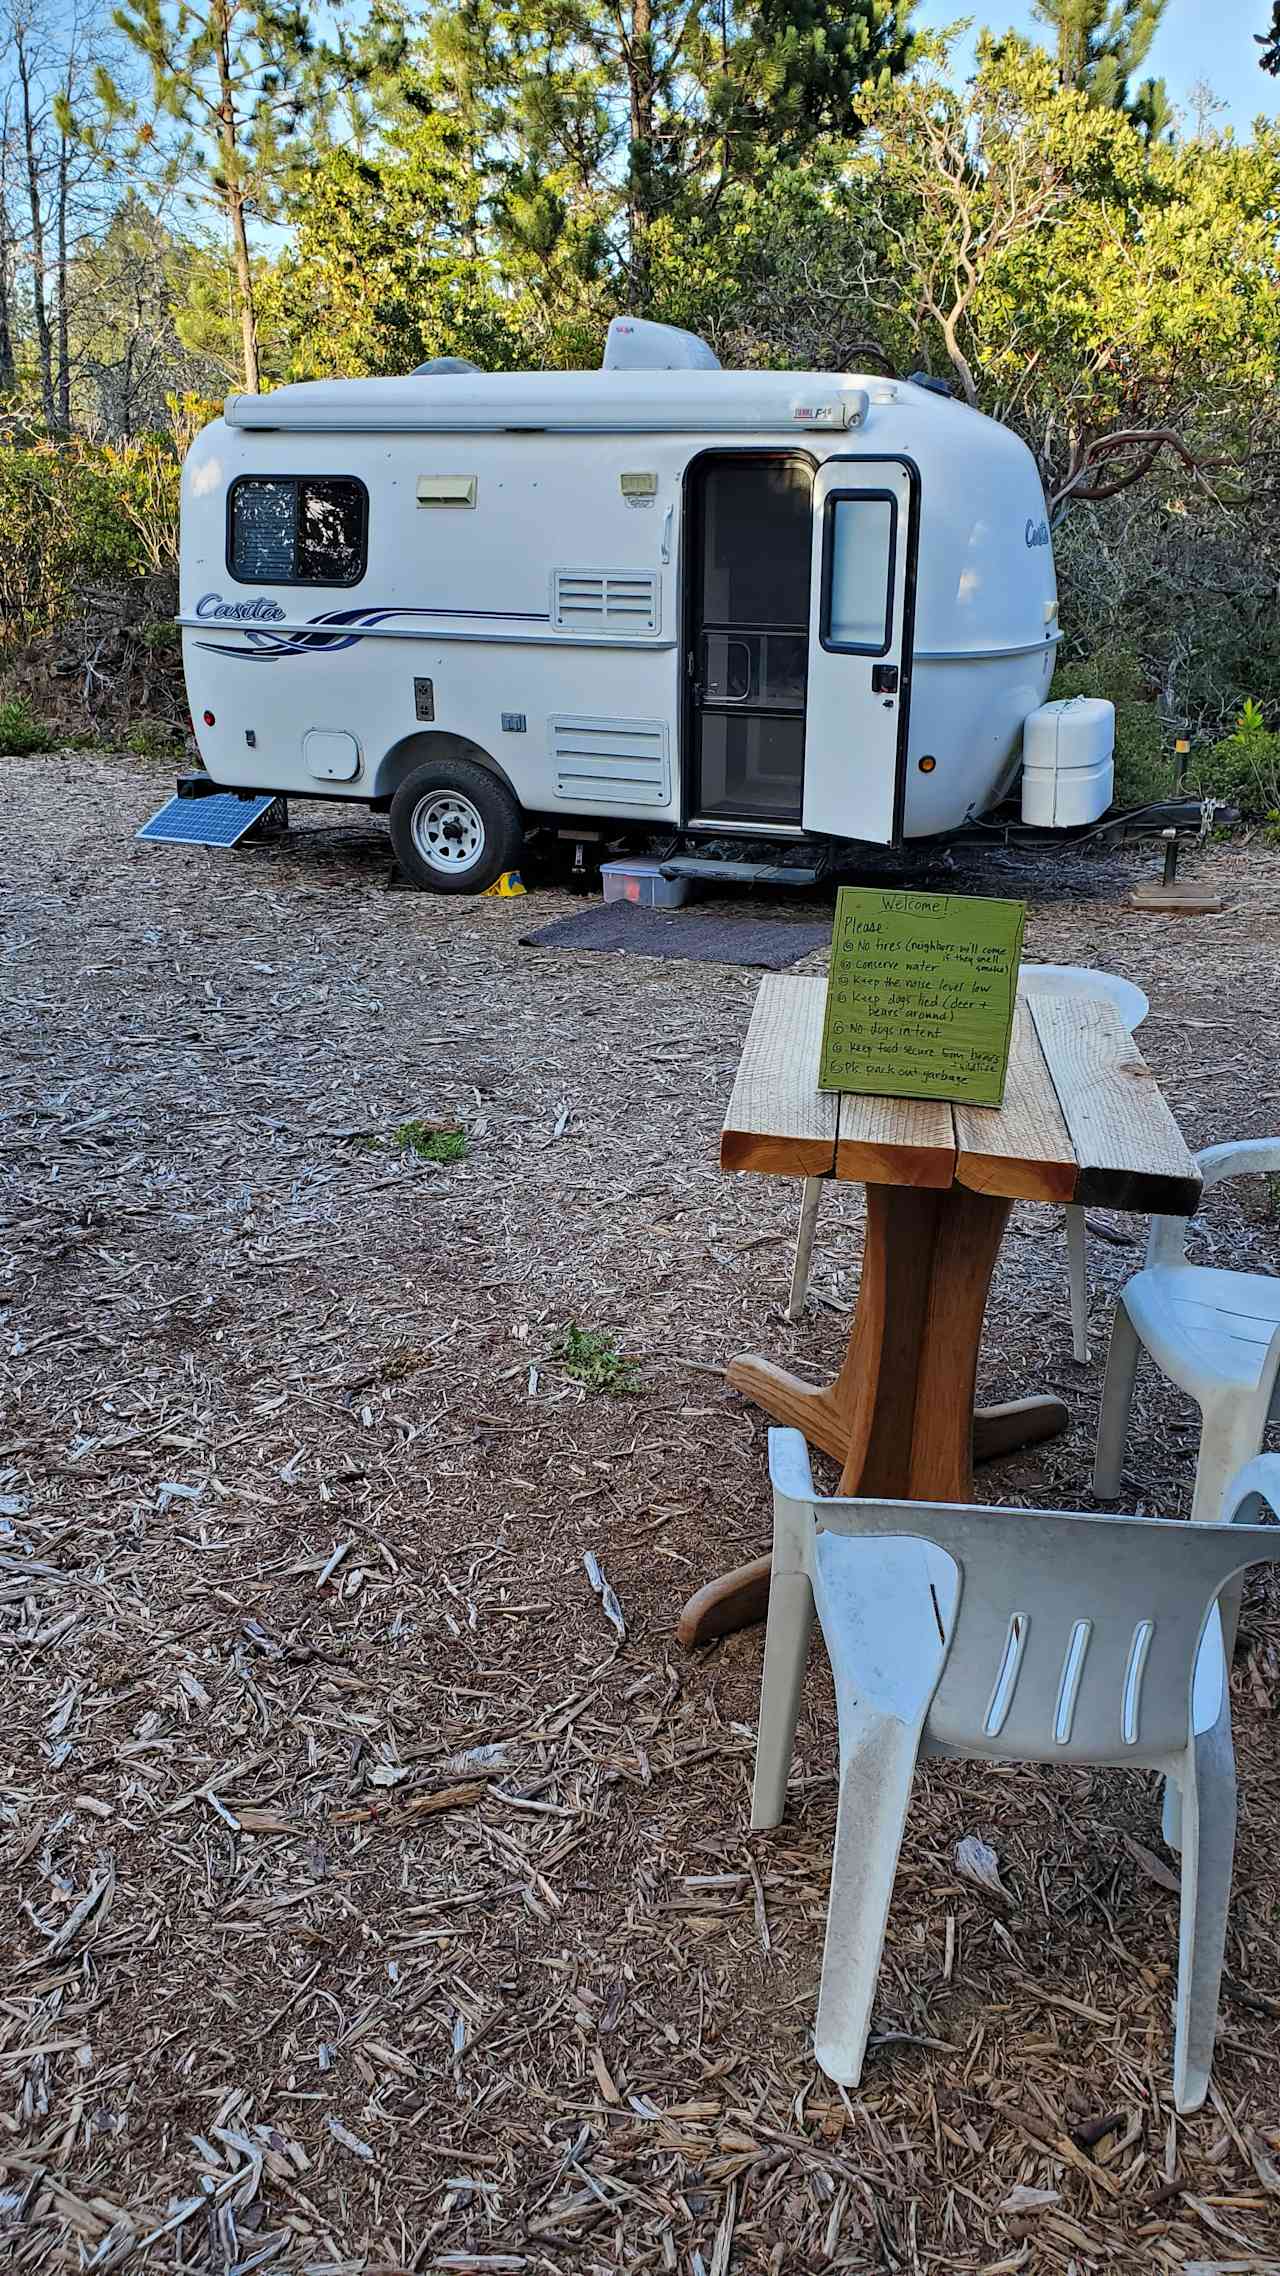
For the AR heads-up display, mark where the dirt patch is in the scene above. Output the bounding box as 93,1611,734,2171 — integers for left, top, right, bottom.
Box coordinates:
3,753,1280,2271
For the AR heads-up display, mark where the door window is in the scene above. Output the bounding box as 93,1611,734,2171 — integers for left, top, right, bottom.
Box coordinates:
821,492,896,654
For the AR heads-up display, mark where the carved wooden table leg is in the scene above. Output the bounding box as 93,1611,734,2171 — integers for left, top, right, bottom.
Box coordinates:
677,1182,1070,1647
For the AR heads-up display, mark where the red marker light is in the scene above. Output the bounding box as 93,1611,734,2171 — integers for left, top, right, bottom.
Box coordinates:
202,709,215,726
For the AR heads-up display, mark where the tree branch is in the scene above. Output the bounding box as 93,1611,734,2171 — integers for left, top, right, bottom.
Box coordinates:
1049,428,1245,517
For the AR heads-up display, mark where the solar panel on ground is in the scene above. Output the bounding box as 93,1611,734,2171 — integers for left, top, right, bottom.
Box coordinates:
136,792,280,848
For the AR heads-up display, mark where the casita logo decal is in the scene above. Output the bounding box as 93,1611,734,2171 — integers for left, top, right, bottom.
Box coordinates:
1024,517,1051,549
196,591,286,622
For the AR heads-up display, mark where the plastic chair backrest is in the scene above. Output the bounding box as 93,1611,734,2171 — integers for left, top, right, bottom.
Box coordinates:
1018,963,1148,1035
789,1479,1280,1767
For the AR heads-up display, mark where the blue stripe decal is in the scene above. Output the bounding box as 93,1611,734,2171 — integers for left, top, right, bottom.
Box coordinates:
194,603,549,660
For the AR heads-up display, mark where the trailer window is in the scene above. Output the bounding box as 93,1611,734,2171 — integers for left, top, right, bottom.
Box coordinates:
228,475,367,586
821,491,896,655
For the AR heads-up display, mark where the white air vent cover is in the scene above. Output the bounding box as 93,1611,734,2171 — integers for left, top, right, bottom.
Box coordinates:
552,568,660,636
551,716,670,807
602,316,720,371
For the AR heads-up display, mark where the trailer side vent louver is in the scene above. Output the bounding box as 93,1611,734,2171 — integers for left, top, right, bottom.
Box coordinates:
551,716,670,806
552,569,660,636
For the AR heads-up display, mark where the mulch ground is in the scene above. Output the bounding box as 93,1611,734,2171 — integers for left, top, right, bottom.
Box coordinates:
4,751,1280,2274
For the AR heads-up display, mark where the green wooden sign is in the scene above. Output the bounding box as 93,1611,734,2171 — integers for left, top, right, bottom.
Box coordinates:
817,886,1026,1107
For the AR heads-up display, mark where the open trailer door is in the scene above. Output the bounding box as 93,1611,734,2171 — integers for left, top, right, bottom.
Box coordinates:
802,457,916,847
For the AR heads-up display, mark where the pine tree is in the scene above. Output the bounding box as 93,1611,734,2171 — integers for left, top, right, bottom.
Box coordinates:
410,0,914,310
1260,4,1280,74
1032,0,1171,132
88,0,360,392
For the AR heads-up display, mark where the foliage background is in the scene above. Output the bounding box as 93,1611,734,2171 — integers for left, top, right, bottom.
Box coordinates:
0,0,1277,795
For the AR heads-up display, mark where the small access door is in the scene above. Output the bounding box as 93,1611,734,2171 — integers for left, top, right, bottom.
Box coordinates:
686,453,814,825
803,458,915,846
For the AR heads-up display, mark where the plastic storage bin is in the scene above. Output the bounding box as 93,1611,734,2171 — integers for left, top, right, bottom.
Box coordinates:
600,858,691,908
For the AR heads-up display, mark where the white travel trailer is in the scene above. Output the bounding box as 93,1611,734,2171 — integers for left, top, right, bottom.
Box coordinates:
177,318,1112,892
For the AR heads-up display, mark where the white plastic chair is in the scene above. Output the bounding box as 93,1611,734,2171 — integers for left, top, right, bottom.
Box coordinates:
751,1425,1280,2112
786,964,1148,1364
1095,1139,1280,1537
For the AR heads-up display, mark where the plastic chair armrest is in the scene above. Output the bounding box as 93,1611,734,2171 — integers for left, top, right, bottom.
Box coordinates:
1196,1138,1280,1187
1145,1138,1280,1268
768,1426,817,1507
1219,1446,1280,1528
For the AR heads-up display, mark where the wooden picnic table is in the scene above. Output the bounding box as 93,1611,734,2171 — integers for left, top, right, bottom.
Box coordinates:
677,973,1202,1648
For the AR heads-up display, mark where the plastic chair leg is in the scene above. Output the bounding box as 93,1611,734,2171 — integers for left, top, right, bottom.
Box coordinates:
787,1177,824,1323
1172,1708,1237,2114
1162,1772,1183,1853
1093,1302,1141,1497
1192,1404,1268,1661
1066,1206,1089,1363
1191,1402,1265,1528
813,1704,921,2086
751,1573,814,1829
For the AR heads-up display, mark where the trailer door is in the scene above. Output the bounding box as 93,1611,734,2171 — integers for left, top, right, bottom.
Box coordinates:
802,457,916,846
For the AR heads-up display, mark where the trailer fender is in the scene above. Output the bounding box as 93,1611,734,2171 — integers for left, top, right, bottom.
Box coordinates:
370,732,521,813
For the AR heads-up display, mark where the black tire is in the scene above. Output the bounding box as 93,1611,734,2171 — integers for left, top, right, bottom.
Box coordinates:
389,758,523,894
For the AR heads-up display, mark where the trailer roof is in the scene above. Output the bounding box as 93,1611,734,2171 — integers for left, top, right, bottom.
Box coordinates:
222,368,924,437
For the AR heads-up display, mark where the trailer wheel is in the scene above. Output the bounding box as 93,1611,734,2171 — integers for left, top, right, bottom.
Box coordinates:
390,759,522,894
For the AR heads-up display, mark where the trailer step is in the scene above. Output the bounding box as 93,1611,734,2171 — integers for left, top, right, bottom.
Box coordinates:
659,856,820,888
137,791,285,848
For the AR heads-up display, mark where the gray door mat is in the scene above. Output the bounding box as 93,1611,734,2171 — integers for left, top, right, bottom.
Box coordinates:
520,901,831,969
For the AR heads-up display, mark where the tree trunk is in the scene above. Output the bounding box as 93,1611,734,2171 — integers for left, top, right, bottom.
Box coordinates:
227,186,260,392
0,168,16,396
214,0,260,392
122,328,136,439
54,124,71,435
15,26,57,435
626,0,655,308
940,308,980,409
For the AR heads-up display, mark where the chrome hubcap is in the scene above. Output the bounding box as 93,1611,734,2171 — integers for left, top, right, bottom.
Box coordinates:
410,791,486,875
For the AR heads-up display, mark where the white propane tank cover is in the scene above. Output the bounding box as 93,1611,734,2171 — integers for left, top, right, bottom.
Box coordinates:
602,316,721,370
1021,696,1115,829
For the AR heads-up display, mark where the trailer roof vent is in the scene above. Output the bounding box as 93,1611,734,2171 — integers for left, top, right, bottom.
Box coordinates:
602,316,720,371
412,356,483,375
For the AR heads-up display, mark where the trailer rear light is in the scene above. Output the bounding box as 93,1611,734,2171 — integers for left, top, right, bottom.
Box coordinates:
202,709,215,726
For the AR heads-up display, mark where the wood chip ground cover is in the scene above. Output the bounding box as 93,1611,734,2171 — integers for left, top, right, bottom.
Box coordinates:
3,753,1280,2272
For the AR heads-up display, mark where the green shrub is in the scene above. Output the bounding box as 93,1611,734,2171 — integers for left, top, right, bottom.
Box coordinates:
1049,644,1172,809
125,720,183,760
0,698,55,755
0,436,179,642
391,1120,468,1162
350,1119,469,1162
551,1323,637,1395
1185,703,1280,818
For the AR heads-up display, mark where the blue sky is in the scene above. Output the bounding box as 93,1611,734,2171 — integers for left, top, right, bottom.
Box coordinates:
912,0,1280,130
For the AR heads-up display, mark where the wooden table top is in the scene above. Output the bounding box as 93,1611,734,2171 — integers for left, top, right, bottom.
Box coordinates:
721,974,1202,1217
